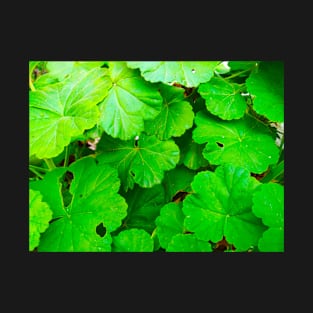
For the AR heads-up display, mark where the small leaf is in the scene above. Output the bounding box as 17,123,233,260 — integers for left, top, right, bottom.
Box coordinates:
198,76,247,120
246,61,284,122
144,83,194,140
252,182,284,252
96,132,180,191
127,61,220,87
29,189,53,251
166,233,213,252
112,228,154,252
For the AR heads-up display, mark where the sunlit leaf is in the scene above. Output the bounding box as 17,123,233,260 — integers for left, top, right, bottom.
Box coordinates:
166,233,213,252
98,61,163,140
127,61,221,87
29,67,111,159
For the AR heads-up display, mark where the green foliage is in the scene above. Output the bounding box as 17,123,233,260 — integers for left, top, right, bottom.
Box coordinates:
29,60,284,252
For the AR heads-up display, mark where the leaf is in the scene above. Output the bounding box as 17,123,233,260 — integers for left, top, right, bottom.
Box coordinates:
155,202,186,249
96,132,180,191
174,127,209,170
252,182,284,252
162,165,195,202
29,67,111,159
33,61,107,88
228,61,259,71
98,62,163,140
182,164,266,251
30,157,128,252
246,61,284,122
29,189,53,251
120,184,165,234
193,110,280,174
198,76,247,120
166,234,213,252
112,228,154,252
127,61,221,87
144,83,194,140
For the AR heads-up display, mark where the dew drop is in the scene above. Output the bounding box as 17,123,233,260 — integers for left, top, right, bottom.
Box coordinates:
268,156,272,158
191,69,196,74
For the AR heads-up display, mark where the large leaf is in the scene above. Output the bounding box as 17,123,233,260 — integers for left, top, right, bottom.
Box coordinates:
246,61,284,122
30,157,128,252
29,189,53,251
252,183,284,252
182,164,266,251
144,83,194,140
29,67,111,159
127,61,221,87
96,132,180,191
193,110,280,174
198,76,247,120
98,62,163,140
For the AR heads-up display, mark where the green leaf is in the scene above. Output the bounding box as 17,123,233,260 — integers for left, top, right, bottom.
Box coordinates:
175,127,209,170
246,61,284,122
228,61,259,71
252,183,284,252
162,165,195,202
29,189,53,251
155,202,186,249
98,62,163,140
29,67,111,159
182,164,266,251
127,61,221,87
120,184,165,234
193,110,280,174
31,157,128,252
96,132,180,191
112,228,154,252
198,76,247,120
166,233,213,252
144,83,194,140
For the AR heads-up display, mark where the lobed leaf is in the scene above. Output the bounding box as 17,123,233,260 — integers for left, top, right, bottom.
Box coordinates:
127,61,221,87
98,62,163,140
29,67,111,159
166,233,213,252
30,157,128,252
182,164,266,251
96,132,180,191
198,76,247,120
144,83,194,140
193,110,280,174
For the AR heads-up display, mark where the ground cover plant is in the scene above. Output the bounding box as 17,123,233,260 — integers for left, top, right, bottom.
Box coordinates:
29,61,284,252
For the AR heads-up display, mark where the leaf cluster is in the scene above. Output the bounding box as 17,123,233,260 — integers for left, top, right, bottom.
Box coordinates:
29,60,284,252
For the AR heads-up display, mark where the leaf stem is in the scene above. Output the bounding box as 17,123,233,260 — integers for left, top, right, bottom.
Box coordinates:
44,158,56,170
29,76,36,91
29,164,49,173
29,167,44,179
63,145,70,167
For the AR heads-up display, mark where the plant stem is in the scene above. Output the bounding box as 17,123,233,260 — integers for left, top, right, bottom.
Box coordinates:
29,164,49,173
44,158,56,170
29,167,44,179
29,77,36,91
63,145,70,167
